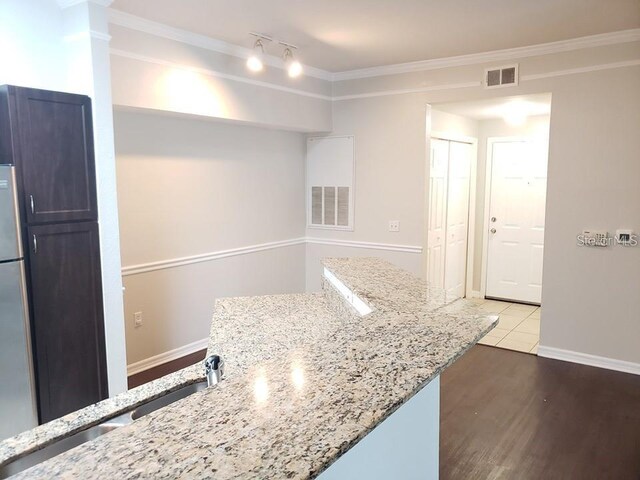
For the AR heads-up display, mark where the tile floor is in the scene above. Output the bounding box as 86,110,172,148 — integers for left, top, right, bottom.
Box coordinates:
468,298,540,354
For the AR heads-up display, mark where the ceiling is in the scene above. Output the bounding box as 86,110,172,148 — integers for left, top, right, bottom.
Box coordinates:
110,0,640,72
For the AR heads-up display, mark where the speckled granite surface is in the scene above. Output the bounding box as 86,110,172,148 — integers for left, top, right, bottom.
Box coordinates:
207,292,344,377
2,257,496,479
0,364,204,467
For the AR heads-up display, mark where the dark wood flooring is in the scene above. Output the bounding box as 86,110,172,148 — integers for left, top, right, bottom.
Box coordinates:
128,345,640,478
127,349,207,389
441,345,640,480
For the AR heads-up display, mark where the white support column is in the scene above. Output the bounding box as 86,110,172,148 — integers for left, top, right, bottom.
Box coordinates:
59,0,128,395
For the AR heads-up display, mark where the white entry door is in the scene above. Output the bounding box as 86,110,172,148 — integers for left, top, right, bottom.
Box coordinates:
485,139,547,304
427,138,472,297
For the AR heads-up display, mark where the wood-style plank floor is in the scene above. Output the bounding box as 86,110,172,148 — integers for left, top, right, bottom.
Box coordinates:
441,345,640,480
128,345,640,478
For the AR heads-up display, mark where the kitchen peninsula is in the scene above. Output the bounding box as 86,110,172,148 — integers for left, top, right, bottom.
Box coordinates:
1,258,496,479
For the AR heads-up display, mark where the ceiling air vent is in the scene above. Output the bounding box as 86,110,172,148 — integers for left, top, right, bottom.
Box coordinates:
484,64,519,89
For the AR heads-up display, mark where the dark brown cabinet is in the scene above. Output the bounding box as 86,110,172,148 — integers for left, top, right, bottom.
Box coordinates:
0,85,108,424
3,86,97,224
27,222,108,422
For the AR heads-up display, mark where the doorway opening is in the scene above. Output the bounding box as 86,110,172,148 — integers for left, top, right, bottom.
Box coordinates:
427,93,552,354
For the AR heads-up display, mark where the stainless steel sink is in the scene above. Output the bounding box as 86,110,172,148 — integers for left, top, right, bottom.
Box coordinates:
130,381,208,420
0,380,209,478
0,414,131,479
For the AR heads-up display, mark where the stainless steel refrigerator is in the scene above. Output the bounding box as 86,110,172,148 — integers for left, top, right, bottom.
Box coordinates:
0,165,38,440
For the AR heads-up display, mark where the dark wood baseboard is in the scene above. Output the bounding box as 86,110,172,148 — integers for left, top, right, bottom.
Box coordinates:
127,349,207,389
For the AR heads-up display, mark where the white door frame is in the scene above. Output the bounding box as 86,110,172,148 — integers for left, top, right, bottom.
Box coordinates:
480,136,528,298
426,130,478,298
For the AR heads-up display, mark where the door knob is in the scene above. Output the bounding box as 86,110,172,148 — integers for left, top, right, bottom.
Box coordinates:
491,217,497,222
490,228,497,234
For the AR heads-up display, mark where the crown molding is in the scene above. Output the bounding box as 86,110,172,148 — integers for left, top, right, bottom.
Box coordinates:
105,8,639,86
108,9,333,81
58,0,113,8
332,28,640,81
520,59,640,82
332,81,481,101
331,59,640,101
110,48,332,101
64,30,112,43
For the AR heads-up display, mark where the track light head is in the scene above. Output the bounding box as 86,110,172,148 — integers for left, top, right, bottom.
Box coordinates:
283,47,303,78
247,38,265,72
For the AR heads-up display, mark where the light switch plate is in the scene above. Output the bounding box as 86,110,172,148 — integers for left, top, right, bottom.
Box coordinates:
134,311,143,328
388,220,400,232
581,230,609,247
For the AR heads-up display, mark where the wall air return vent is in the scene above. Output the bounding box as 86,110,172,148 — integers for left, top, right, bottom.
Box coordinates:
484,64,519,89
307,136,355,230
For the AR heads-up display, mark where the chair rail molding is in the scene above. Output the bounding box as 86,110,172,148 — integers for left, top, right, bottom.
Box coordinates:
121,237,423,276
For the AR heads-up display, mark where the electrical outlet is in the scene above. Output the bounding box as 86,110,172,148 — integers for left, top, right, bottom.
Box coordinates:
388,220,400,232
134,311,143,328
616,229,636,246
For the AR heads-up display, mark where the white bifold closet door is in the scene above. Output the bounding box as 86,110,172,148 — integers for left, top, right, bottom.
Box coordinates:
486,139,547,304
427,138,472,298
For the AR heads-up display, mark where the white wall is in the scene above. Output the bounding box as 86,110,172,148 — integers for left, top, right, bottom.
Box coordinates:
540,70,640,367
431,110,479,139
323,41,640,368
306,109,479,292
114,110,307,365
305,94,428,289
0,0,67,91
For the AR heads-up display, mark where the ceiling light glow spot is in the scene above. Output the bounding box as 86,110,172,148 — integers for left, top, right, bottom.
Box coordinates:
247,36,267,73
246,55,263,72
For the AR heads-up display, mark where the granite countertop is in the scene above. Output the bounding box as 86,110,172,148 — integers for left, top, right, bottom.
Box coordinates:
2,257,497,479
0,364,204,467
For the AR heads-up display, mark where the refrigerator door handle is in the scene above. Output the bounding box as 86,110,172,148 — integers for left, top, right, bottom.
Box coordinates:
30,194,35,214
32,234,37,254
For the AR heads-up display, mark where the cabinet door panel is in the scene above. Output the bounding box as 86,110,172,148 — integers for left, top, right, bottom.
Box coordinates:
16,88,97,224
27,222,107,422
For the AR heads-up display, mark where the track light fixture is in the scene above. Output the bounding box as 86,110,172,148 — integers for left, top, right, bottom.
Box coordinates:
281,43,303,78
246,33,272,73
246,33,304,78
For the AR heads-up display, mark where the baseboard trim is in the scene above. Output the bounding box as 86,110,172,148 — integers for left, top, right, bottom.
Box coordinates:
537,345,640,375
468,290,483,299
127,337,209,376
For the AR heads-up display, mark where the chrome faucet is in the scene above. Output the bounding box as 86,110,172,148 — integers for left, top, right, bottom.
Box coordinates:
204,355,224,387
